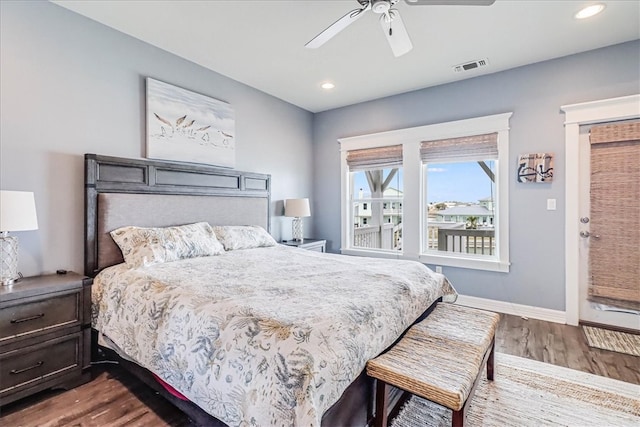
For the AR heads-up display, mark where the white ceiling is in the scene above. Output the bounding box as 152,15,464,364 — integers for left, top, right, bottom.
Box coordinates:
53,0,639,113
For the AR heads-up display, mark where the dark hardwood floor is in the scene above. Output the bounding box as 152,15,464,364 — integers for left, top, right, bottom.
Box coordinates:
1,314,638,426
496,314,639,383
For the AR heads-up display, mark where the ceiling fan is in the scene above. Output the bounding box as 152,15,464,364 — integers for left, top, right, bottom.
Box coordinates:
305,0,496,57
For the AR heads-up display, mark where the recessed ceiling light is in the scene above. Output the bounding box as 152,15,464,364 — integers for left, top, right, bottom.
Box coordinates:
575,4,606,20
321,82,335,90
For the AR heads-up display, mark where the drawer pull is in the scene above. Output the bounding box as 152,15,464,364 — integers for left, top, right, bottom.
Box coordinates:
10,313,45,324
10,361,44,375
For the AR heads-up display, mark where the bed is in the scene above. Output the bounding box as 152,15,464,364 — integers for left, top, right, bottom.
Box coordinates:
84,153,457,426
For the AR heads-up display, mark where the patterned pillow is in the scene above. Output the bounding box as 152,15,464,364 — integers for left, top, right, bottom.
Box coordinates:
213,225,277,250
110,222,225,268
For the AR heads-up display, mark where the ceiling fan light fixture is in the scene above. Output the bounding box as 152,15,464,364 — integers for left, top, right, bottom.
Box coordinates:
372,0,392,14
574,4,606,20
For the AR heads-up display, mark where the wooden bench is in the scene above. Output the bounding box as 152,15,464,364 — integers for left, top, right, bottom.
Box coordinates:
366,303,500,427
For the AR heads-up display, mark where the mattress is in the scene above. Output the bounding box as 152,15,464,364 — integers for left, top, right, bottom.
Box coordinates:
92,245,457,426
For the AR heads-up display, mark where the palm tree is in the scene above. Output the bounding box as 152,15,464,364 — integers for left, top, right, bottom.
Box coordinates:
466,216,479,230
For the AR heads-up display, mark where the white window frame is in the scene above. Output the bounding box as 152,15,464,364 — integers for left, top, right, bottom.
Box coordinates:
346,167,405,257
339,112,512,272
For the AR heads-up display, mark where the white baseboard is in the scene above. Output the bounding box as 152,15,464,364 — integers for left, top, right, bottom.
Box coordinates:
455,295,567,324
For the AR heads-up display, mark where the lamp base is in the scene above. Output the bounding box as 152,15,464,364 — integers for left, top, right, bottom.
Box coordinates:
0,233,19,286
292,217,304,242
1,278,16,286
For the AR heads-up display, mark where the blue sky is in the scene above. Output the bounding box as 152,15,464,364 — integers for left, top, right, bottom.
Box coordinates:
426,162,495,203
353,161,495,204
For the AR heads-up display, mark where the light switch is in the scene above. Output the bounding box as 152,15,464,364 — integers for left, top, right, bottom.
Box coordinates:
547,199,557,210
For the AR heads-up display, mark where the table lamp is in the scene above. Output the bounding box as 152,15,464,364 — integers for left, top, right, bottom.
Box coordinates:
285,198,310,242
0,191,38,285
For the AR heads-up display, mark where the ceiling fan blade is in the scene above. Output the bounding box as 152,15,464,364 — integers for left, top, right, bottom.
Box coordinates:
380,11,413,57
305,3,372,49
404,0,495,5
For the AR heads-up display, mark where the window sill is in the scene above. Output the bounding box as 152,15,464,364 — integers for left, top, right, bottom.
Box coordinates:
340,248,403,259
340,248,509,272
419,253,510,273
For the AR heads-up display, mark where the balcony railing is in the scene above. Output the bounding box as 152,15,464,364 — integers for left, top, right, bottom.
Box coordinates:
353,223,402,251
427,226,495,255
352,223,493,255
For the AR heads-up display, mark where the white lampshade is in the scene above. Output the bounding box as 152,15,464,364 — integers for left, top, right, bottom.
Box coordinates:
0,191,39,232
285,198,311,218
1,191,38,285
285,198,310,242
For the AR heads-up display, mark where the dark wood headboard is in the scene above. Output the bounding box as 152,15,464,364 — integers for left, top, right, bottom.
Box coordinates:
84,154,271,277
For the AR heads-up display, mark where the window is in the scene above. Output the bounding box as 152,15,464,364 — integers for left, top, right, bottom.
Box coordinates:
340,113,511,271
347,145,403,252
422,133,498,259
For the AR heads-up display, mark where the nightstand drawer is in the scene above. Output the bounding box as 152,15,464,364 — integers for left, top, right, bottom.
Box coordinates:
281,239,326,252
0,273,91,406
304,243,325,252
0,290,81,343
0,332,82,396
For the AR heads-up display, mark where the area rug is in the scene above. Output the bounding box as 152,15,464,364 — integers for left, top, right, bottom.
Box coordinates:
582,326,640,357
391,353,640,427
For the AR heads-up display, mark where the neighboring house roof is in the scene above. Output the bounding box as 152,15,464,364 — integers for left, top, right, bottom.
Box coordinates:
359,187,404,198
437,205,493,216
384,187,403,197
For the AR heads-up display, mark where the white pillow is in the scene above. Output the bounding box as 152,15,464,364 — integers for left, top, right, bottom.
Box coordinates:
213,225,277,250
110,222,225,268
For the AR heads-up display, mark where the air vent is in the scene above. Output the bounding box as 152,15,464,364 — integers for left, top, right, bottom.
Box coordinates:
453,58,489,73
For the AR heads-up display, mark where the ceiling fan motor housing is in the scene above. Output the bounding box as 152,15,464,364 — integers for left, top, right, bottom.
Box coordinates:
372,0,395,14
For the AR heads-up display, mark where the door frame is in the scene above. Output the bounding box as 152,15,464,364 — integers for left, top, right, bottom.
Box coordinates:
561,94,640,326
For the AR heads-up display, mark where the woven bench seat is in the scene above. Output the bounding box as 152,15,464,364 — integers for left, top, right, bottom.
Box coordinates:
366,303,500,427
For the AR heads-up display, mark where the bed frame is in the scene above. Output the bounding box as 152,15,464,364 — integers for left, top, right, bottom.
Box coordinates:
84,153,415,426
84,153,272,276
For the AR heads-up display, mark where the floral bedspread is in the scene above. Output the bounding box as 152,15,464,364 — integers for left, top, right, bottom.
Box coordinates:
92,245,457,426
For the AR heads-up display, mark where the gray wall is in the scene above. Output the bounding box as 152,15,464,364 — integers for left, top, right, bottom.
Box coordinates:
2,0,638,312
312,40,640,311
0,1,314,277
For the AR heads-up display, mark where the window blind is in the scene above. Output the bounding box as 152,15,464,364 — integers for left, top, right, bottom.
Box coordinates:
420,133,498,163
346,145,403,171
590,121,640,144
588,120,640,310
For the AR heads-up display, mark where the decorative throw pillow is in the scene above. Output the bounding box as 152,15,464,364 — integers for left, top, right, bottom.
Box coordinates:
110,222,225,268
213,225,277,250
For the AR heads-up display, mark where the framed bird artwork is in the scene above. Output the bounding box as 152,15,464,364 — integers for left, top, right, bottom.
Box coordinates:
146,78,235,168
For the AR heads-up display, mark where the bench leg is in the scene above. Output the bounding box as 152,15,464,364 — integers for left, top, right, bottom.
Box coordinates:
452,400,468,427
487,337,495,381
453,335,495,427
375,379,389,427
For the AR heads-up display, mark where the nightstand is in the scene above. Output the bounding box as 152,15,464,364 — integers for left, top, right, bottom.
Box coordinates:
281,239,326,253
0,272,92,406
